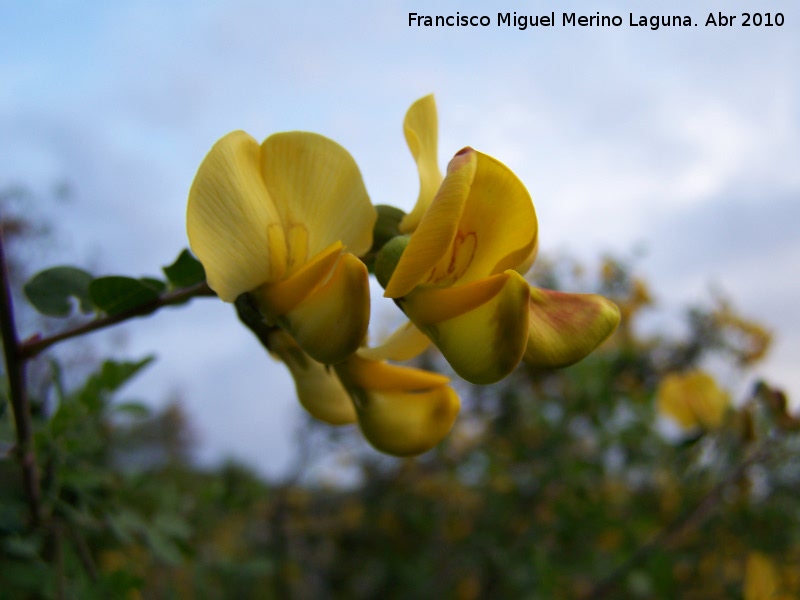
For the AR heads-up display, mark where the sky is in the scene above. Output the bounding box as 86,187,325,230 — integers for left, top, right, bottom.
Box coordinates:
1,0,798,477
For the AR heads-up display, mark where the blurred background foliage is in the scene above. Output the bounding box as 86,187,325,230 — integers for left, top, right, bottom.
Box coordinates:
1,192,799,599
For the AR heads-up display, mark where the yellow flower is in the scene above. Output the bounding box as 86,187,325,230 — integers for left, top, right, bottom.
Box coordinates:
744,552,794,600
399,95,443,234
187,130,377,364
268,329,460,457
380,96,620,384
656,370,731,430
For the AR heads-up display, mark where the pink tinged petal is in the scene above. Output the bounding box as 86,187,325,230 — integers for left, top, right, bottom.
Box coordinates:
280,253,370,365
403,271,531,385
357,321,432,362
187,130,287,302
399,95,444,234
523,287,621,368
384,149,477,298
260,132,376,260
268,330,356,425
352,386,461,457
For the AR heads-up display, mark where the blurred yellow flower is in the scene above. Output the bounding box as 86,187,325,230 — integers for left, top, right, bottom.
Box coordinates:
713,299,773,366
269,330,460,457
187,130,376,364
657,370,730,430
380,96,620,384
744,552,795,600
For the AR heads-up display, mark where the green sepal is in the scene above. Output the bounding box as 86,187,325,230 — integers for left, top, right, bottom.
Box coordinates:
363,205,406,273
371,205,406,254
374,235,411,290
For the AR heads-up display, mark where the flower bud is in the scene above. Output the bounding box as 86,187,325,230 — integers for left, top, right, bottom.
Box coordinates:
374,235,411,290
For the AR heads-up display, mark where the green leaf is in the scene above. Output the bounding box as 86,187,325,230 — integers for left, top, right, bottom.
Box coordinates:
94,569,144,598
114,401,151,418
60,465,114,494
0,562,54,599
144,529,183,565
48,358,67,406
140,277,167,294
74,357,155,412
107,509,145,544
153,512,191,541
163,249,206,288
23,266,94,317
0,503,27,533
48,397,88,437
89,276,161,315
98,358,154,391
1,535,42,560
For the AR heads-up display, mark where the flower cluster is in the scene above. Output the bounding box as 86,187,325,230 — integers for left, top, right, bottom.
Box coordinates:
186,95,620,456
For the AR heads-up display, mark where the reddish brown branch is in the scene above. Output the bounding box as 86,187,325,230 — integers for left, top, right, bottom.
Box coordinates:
20,281,215,360
0,229,42,525
2,222,215,526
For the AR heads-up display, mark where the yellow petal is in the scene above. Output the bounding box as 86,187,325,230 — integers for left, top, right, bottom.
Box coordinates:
523,287,620,368
268,330,356,425
384,149,476,297
514,237,539,277
453,151,538,284
260,132,376,261
403,270,531,384
353,386,460,457
657,375,698,429
255,241,343,320
657,371,730,430
187,130,286,301
688,373,730,428
400,272,512,325
338,354,450,392
399,95,443,234
385,149,537,297
357,321,431,362
744,552,781,600
281,253,370,364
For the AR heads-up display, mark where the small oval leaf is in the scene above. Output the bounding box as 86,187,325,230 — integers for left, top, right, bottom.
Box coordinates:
140,277,167,294
90,277,160,315
163,249,206,288
23,266,94,317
